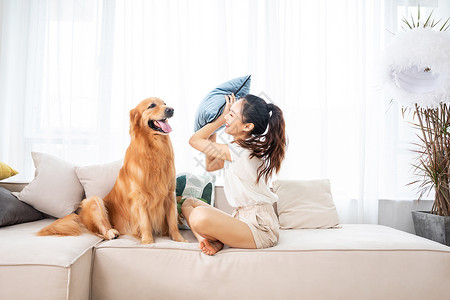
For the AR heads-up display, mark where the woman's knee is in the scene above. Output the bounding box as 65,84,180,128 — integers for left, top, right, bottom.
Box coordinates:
181,197,209,212
181,196,202,209
189,206,211,233
181,197,193,208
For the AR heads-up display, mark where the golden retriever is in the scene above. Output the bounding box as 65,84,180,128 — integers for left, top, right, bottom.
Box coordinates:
38,97,187,244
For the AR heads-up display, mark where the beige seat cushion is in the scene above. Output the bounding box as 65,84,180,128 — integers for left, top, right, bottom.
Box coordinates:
0,219,102,300
92,225,450,300
0,219,101,266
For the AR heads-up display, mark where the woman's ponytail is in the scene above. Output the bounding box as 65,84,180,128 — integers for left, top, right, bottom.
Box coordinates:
236,96,287,184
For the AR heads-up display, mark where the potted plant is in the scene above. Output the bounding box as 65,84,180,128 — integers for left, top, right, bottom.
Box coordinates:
383,7,450,246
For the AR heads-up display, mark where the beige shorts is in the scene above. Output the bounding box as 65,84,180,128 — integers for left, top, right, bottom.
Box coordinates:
232,203,279,249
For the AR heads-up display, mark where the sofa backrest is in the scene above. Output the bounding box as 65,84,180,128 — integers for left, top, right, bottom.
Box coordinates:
0,183,277,216
215,186,233,214
0,182,27,193
215,186,278,216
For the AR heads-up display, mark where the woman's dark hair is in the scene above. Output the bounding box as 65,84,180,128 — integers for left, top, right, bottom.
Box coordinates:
235,94,287,184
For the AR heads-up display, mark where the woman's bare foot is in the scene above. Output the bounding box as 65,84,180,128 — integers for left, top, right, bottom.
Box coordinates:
199,239,224,255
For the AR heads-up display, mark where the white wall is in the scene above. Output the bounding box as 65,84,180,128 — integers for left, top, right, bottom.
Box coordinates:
378,199,433,234
334,198,433,234
0,0,3,59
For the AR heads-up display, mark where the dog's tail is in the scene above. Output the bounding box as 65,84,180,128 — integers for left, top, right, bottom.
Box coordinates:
37,213,83,236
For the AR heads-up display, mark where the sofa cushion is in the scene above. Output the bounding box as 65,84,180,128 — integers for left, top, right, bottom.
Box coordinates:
95,224,450,252
92,225,450,300
176,173,216,230
176,172,215,205
0,219,102,267
0,187,44,227
13,152,84,218
273,179,340,229
0,161,18,180
0,248,93,300
0,219,103,300
75,159,123,199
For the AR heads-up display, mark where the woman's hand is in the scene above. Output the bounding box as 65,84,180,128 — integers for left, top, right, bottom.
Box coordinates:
188,96,234,163
219,93,237,120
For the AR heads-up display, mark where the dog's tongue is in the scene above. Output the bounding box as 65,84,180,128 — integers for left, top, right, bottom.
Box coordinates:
155,120,172,133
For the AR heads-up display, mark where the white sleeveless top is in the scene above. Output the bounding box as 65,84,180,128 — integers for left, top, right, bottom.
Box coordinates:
223,141,278,208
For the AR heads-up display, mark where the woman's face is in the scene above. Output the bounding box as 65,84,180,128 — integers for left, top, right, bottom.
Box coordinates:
224,99,252,140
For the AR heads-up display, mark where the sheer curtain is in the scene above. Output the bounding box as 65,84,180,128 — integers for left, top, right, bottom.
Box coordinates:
2,0,445,224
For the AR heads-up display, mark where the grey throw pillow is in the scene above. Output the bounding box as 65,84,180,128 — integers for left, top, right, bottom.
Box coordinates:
0,187,44,227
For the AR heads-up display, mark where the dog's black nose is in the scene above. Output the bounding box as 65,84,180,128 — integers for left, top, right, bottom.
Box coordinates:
165,107,174,118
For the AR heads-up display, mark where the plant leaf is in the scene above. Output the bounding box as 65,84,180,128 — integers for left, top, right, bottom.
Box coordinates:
402,18,413,29
417,3,420,27
440,17,450,31
431,18,442,28
424,9,434,27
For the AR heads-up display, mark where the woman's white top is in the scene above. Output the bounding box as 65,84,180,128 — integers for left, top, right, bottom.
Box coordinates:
223,141,278,208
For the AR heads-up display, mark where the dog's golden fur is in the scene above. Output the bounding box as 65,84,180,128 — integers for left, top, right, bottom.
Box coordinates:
38,97,186,244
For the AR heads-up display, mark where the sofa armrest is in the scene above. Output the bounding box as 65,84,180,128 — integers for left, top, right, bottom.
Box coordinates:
0,182,27,193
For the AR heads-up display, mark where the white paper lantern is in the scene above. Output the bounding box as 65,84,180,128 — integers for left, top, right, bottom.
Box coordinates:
382,27,450,108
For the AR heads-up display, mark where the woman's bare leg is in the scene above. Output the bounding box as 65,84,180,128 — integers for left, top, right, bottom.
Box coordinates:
181,198,256,255
180,197,210,233
181,198,223,254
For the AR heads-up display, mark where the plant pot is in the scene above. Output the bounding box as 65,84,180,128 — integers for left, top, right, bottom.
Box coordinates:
411,211,450,246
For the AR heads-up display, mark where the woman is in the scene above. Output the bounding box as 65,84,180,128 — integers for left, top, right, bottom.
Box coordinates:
183,93,287,255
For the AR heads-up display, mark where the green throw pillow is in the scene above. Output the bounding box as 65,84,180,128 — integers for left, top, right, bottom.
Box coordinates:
176,173,215,229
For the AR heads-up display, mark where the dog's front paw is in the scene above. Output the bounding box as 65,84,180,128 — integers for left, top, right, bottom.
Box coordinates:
141,238,155,244
105,229,120,240
172,233,188,243
174,237,188,243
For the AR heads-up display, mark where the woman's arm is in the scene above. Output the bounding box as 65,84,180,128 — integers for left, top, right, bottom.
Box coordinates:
205,133,225,172
189,94,235,162
189,115,231,161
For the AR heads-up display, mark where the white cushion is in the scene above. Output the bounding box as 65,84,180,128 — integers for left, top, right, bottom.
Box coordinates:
13,152,84,218
273,179,340,229
75,160,123,199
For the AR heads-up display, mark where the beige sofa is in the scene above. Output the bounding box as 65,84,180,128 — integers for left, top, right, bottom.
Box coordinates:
1,183,450,300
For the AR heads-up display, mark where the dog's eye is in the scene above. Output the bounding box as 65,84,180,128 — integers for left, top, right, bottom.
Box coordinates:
148,103,156,109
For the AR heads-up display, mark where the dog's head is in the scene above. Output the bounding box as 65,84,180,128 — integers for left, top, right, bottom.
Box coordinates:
130,97,174,136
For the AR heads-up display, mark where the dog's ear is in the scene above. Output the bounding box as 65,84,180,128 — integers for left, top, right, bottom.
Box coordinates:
129,108,141,136
130,108,141,125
